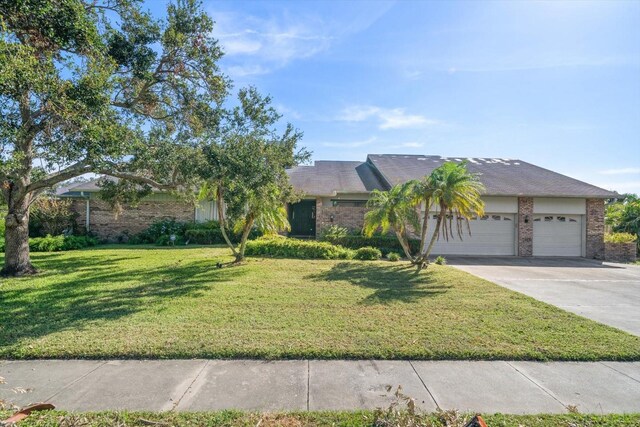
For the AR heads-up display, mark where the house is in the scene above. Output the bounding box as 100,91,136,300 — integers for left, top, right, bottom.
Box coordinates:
58,179,220,241
286,154,616,259
60,154,616,258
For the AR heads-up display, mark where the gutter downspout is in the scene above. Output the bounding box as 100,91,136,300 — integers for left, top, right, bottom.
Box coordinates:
83,192,90,233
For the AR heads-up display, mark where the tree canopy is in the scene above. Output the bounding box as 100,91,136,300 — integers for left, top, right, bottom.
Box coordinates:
201,87,310,262
0,0,229,274
363,161,485,270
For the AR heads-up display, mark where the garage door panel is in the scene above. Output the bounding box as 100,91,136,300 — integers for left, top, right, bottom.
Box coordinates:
533,215,582,257
427,213,516,256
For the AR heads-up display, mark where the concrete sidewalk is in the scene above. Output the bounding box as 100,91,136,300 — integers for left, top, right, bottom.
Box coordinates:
2,360,640,414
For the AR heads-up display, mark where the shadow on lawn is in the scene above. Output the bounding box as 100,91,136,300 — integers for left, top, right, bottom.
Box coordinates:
309,262,450,304
0,251,246,351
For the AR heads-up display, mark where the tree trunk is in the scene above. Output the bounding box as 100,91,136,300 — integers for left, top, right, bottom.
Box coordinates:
394,229,414,261
216,187,239,258
235,215,255,263
416,212,444,270
2,195,36,276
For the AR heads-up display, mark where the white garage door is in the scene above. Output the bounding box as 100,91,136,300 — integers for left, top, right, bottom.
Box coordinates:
428,213,516,256
533,215,582,256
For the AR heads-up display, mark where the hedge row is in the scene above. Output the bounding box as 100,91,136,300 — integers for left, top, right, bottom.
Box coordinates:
0,235,98,252
323,235,420,255
245,236,383,261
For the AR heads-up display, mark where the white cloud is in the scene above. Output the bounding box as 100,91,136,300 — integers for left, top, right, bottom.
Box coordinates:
322,136,376,148
598,167,640,175
210,11,334,76
209,3,395,77
339,105,437,130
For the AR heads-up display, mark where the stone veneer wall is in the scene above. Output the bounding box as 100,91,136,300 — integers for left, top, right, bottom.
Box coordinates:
70,198,194,241
605,241,637,263
517,197,533,256
586,198,605,259
315,198,367,237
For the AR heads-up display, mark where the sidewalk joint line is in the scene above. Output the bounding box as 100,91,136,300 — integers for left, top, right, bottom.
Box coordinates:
505,362,567,410
306,360,310,411
45,361,108,402
599,361,640,385
408,361,439,410
171,360,209,411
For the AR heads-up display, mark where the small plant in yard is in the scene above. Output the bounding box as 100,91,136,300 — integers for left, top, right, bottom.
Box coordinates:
387,252,401,262
319,225,351,240
604,232,637,243
434,256,447,265
354,246,382,260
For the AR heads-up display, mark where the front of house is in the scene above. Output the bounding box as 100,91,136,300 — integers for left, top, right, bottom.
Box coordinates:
286,154,615,259
61,154,616,258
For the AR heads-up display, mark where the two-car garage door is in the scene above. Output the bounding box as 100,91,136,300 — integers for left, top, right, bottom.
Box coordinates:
532,215,583,257
424,198,586,257
428,213,583,257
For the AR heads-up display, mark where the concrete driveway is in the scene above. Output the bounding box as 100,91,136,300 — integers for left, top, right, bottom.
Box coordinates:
449,257,640,336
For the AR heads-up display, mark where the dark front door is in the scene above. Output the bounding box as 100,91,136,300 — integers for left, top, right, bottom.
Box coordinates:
289,200,316,237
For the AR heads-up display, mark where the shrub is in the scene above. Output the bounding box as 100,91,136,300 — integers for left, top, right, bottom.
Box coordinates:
387,252,401,262
132,218,189,244
61,235,98,250
354,246,382,260
29,234,65,252
319,225,351,240
29,198,77,237
245,236,354,259
184,228,224,244
605,232,638,244
435,255,447,265
0,235,99,252
131,219,263,246
324,234,420,255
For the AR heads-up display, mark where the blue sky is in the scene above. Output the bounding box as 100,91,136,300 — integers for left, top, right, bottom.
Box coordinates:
150,0,640,194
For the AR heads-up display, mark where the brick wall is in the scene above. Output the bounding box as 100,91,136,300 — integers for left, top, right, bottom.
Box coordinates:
316,199,367,237
70,198,194,241
586,198,605,259
517,197,533,256
605,241,637,263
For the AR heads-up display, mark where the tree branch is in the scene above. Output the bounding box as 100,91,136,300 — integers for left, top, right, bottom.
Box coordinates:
97,170,179,191
25,161,93,194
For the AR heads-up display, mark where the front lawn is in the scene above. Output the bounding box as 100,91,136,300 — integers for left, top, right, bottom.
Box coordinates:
1,246,639,360
2,410,639,427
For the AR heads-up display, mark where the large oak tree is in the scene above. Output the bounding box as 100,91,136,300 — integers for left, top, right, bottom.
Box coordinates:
0,0,227,275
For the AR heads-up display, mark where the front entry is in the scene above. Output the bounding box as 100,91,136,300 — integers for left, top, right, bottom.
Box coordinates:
288,200,316,237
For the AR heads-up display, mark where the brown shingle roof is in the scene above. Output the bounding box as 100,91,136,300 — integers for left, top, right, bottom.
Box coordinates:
367,154,617,198
286,161,387,197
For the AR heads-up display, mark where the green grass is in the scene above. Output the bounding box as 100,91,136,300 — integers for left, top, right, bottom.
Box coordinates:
1,410,639,427
1,246,640,360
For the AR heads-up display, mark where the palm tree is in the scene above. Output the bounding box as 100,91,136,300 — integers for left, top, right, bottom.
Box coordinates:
415,161,485,269
363,182,420,261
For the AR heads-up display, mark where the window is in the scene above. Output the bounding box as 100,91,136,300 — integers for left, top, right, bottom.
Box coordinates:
533,217,541,222
470,215,478,220
544,216,553,222
491,215,501,221
503,216,512,221
480,215,489,220
557,216,566,222
569,218,577,222
331,200,366,207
